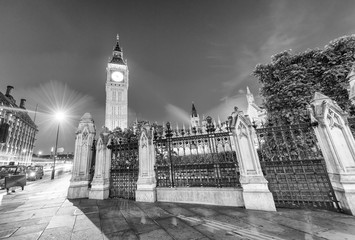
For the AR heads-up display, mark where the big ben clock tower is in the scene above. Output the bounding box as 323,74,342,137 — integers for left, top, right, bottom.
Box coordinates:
105,34,129,131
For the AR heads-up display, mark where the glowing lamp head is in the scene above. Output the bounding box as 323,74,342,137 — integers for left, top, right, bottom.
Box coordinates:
55,111,65,121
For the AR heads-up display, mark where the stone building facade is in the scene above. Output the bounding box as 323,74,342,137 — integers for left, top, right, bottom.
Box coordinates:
0,86,37,165
245,86,266,126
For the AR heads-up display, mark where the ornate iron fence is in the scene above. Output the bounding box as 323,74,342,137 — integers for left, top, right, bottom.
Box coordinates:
154,117,240,188
255,122,341,211
108,131,138,200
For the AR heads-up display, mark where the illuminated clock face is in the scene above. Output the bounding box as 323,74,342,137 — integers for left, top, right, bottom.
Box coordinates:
111,71,124,82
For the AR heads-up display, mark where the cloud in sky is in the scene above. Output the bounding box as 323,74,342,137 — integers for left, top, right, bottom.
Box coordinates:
218,0,355,111
164,103,190,126
206,93,248,123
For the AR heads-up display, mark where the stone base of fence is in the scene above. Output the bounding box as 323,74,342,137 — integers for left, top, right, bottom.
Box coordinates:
136,188,157,202
240,176,276,212
67,180,90,199
242,190,276,212
89,181,109,200
156,187,244,207
329,173,355,215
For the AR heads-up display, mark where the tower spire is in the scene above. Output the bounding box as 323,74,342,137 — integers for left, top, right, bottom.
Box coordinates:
191,102,200,128
246,86,254,104
191,102,198,117
109,34,126,65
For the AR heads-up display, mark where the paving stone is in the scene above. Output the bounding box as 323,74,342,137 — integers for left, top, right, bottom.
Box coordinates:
0,212,31,222
187,206,219,217
6,231,42,240
99,206,123,219
156,202,196,217
0,228,18,238
192,223,252,240
71,227,103,240
46,215,76,229
101,218,130,234
120,209,160,234
79,206,99,214
38,226,72,240
55,205,80,216
79,199,97,207
317,229,355,239
138,229,173,240
0,216,51,231
0,215,34,225
73,217,101,232
135,202,172,220
42,202,63,209
156,216,206,240
11,223,47,237
103,229,138,240
97,199,118,207
76,212,100,221
31,207,59,218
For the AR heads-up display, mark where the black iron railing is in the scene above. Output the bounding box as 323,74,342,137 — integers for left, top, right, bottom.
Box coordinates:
154,118,240,188
255,123,341,211
108,132,139,200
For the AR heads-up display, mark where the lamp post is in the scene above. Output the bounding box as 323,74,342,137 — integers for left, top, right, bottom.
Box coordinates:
51,111,65,180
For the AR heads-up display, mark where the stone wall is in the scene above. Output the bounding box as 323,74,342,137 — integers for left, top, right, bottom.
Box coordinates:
156,187,244,207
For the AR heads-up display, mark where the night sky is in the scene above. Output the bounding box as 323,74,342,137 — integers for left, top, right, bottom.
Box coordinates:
1,0,355,154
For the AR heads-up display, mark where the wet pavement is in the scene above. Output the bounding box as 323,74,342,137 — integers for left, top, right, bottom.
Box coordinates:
0,173,354,240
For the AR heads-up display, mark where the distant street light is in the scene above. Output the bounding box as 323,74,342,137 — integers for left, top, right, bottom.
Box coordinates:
51,111,65,180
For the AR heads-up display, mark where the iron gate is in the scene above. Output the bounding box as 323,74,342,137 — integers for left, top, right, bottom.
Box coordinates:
255,122,341,211
108,131,138,200
154,118,240,188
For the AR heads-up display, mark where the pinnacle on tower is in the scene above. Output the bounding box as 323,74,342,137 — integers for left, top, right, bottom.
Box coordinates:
246,86,254,104
113,34,122,52
109,34,126,65
191,102,198,117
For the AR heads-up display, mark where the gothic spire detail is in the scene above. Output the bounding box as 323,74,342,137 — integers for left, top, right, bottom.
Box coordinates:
191,102,198,117
109,34,126,65
246,86,254,104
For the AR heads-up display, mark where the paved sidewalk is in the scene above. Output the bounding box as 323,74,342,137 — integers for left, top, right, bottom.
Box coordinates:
0,173,355,240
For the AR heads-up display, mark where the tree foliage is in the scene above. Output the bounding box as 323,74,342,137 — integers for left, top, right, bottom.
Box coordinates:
253,35,355,125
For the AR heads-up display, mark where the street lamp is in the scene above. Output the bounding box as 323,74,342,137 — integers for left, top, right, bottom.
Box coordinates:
51,111,65,180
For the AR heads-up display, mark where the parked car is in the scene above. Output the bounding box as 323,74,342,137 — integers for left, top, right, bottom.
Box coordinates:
0,165,26,190
26,165,44,181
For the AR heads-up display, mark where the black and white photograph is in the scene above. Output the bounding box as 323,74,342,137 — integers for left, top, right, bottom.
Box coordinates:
0,0,355,239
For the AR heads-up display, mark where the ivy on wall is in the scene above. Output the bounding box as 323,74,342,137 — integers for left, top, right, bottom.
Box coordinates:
253,35,355,125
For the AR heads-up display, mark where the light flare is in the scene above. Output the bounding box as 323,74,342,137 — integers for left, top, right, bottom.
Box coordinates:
15,80,97,154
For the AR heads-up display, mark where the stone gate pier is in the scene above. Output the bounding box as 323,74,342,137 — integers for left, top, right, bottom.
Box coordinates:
310,92,355,215
67,113,96,199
